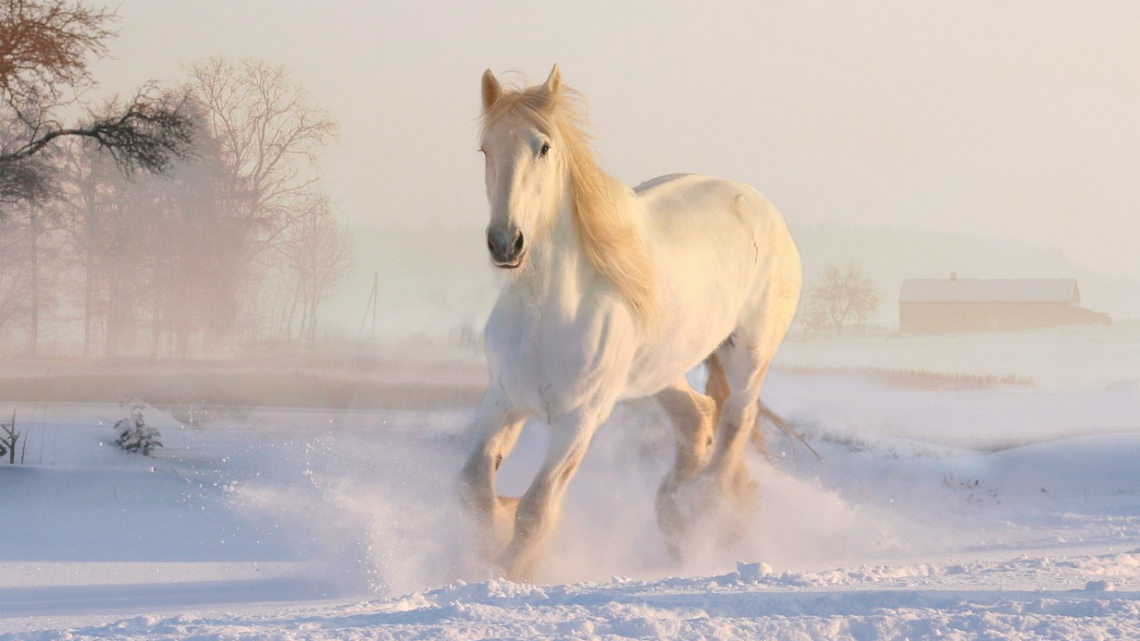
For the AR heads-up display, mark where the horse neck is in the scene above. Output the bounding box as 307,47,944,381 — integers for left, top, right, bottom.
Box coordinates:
521,184,598,313
519,159,652,326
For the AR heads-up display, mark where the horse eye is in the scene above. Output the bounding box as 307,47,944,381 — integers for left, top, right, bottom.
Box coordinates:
540,143,550,157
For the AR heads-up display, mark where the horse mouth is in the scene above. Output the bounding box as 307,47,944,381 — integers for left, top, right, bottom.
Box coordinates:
493,253,525,270
490,249,524,269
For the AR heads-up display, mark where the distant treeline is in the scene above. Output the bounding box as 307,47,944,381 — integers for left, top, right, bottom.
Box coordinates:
1,57,353,359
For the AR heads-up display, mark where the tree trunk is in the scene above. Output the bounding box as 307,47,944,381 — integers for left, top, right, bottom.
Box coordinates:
167,312,175,358
285,286,300,341
104,282,119,359
174,309,190,361
306,292,320,346
149,265,162,361
28,204,39,357
83,251,93,357
80,176,98,358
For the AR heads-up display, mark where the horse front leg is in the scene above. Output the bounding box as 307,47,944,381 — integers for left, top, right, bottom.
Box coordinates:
459,388,528,559
502,407,601,581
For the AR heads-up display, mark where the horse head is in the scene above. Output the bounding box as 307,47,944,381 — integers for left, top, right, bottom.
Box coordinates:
478,65,566,270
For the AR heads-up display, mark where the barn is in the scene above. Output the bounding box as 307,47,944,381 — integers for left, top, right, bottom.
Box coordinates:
899,275,1111,334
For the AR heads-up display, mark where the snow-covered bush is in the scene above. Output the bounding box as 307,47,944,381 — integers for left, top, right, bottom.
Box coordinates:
114,402,162,456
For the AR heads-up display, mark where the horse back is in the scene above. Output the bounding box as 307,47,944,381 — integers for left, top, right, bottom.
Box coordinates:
634,173,796,275
622,173,800,394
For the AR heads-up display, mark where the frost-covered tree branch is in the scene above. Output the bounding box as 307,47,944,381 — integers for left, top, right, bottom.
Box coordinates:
0,0,194,192
0,0,114,113
1,91,194,175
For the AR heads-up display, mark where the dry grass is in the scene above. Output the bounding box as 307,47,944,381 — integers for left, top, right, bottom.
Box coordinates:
781,366,1034,391
0,369,486,410
0,358,1036,412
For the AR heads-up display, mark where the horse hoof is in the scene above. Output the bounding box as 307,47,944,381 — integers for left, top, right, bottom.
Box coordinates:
656,468,759,559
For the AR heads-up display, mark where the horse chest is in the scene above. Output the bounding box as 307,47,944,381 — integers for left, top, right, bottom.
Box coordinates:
486,296,634,416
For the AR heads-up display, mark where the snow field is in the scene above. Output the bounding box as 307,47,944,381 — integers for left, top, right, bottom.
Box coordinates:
2,330,1139,639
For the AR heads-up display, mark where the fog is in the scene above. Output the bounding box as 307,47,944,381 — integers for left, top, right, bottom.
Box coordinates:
70,0,1137,343
5,4,1140,624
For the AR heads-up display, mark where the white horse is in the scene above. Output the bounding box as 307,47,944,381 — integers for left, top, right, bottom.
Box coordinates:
459,65,801,580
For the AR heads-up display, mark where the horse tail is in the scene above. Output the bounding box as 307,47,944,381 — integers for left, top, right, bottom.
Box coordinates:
705,353,819,462
757,400,821,463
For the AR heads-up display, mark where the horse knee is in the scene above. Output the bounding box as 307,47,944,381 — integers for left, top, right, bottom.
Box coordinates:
717,397,759,448
458,454,496,513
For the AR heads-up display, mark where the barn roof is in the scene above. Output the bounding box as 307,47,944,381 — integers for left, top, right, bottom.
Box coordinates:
899,278,1080,304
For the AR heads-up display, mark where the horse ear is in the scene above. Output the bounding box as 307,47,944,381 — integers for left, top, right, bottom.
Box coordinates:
541,64,562,97
482,69,502,112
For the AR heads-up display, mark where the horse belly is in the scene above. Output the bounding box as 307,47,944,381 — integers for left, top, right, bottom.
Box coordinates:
623,179,774,396
621,307,737,399
621,262,748,398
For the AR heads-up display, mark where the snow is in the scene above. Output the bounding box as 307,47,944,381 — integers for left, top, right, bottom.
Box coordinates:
2,330,1139,640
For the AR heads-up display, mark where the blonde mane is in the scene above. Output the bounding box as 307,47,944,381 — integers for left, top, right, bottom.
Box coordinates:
481,81,657,326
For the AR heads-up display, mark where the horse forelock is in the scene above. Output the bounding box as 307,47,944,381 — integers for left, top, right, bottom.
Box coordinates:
481,80,658,327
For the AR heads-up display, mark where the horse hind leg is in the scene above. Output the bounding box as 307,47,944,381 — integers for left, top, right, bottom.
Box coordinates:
704,316,796,514
711,351,771,459
654,377,718,559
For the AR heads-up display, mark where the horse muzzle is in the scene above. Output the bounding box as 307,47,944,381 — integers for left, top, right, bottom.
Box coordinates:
487,227,526,269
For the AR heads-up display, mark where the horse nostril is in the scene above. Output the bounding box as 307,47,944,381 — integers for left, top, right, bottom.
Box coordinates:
486,228,523,264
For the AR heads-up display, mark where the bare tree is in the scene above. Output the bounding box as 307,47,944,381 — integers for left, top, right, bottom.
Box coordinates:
0,2,179,355
0,213,33,345
143,104,242,358
282,197,354,345
0,0,193,194
54,135,111,355
2,91,194,174
186,57,337,256
0,107,54,205
802,262,880,337
51,96,251,360
186,57,338,345
0,0,113,111
0,24,345,357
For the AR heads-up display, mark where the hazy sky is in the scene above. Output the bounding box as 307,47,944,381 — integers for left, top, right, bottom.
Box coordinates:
87,1,1139,286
